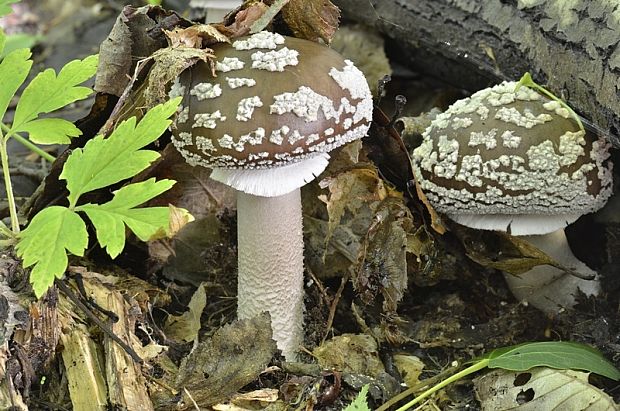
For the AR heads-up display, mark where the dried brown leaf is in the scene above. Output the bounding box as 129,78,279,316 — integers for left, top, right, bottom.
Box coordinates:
175,314,277,408
164,24,230,48
95,11,132,96
218,2,270,38
415,180,446,234
364,107,415,192
164,284,207,343
167,204,195,238
144,46,215,108
95,5,185,96
250,0,289,33
318,167,390,247
281,0,340,43
231,388,280,403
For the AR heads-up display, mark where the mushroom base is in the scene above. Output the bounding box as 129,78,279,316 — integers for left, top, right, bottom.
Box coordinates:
236,189,304,360
502,229,600,314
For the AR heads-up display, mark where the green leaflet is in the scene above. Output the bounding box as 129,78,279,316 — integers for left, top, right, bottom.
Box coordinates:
9,54,98,142
62,98,181,207
17,117,82,144
0,47,32,123
1,32,40,59
343,385,370,411
0,28,5,56
0,0,18,18
485,341,620,381
77,178,176,258
15,206,88,297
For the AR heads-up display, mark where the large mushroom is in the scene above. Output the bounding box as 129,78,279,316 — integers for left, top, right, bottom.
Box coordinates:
169,31,373,359
411,81,613,314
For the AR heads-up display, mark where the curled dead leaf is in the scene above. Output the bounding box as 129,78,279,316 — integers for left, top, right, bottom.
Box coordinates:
164,24,230,48
415,180,446,234
218,2,269,38
167,204,195,238
454,226,570,275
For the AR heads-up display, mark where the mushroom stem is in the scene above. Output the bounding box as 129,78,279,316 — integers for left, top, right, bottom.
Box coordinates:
502,229,600,314
236,189,304,360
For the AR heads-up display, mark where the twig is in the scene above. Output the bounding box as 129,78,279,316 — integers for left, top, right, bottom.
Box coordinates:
183,387,200,411
56,279,143,364
320,271,350,346
74,273,119,322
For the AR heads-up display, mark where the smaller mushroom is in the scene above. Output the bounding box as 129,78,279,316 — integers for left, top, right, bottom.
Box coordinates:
411,81,613,314
169,31,373,359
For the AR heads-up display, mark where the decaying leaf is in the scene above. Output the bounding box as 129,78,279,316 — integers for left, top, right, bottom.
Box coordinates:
281,0,340,43
353,197,412,314
212,388,284,410
318,167,391,247
364,106,416,193
95,5,185,96
313,334,400,403
392,355,425,388
313,334,385,378
164,283,207,343
304,213,364,278
474,367,617,410
167,204,196,238
175,313,277,408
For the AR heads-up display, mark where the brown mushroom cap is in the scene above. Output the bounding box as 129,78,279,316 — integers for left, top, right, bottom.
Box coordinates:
412,81,613,235
170,31,373,170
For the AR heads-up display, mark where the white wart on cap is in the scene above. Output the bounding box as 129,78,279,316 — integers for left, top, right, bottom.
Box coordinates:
412,81,613,235
170,31,373,197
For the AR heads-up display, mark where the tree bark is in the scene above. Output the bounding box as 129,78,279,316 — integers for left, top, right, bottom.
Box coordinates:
334,0,620,147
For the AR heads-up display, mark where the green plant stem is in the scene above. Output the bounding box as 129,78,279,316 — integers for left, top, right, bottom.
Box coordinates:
394,360,489,411
515,72,584,133
0,219,14,238
0,137,20,233
0,123,56,162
